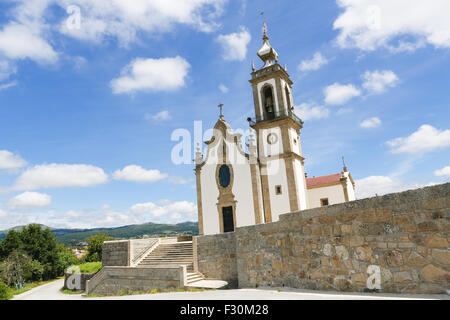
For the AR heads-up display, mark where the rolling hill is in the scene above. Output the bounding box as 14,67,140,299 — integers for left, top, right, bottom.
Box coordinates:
0,221,199,247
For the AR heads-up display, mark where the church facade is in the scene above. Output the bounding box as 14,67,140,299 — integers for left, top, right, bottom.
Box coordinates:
195,28,356,236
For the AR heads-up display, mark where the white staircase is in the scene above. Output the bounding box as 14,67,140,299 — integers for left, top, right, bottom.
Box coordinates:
137,241,205,285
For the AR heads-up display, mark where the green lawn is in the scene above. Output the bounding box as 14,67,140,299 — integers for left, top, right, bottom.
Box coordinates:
68,262,102,274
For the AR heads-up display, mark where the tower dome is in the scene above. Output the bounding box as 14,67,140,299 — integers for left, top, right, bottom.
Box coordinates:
257,23,278,68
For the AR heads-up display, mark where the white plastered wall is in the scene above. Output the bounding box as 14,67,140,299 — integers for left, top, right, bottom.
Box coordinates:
307,184,346,209
226,140,256,228
259,127,283,158
294,159,308,210
289,127,301,155
200,161,220,235
266,158,290,221
200,138,257,235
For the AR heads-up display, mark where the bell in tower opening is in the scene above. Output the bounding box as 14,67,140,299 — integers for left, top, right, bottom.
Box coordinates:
264,86,275,119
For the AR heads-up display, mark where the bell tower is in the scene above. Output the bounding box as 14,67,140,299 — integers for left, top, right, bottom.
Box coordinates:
248,23,308,222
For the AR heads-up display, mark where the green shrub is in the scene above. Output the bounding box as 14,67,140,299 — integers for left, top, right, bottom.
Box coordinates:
0,282,13,300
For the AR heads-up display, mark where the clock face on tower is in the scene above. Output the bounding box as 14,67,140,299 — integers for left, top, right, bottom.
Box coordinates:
267,132,278,145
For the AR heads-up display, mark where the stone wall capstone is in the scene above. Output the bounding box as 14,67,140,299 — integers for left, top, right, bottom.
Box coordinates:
195,183,450,294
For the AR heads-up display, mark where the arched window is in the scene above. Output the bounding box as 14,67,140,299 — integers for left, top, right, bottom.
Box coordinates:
263,86,275,120
285,86,292,111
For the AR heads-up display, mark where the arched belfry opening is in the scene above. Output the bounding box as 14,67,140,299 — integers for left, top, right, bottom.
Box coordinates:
263,86,275,120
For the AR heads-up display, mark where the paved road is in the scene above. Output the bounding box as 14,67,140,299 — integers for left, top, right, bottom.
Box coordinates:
12,279,449,300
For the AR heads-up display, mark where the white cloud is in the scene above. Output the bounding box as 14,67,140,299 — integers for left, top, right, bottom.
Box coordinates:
111,56,190,94
434,166,450,178
4,0,225,48
324,83,361,105
333,0,450,52
0,81,18,91
336,107,352,115
0,198,197,230
12,163,108,190
362,70,399,94
0,60,17,82
356,175,436,199
294,103,330,121
113,165,168,183
57,0,226,45
0,0,224,81
219,84,229,93
0,23,58,64
168,176,191,185
298,52,329,72
216,26,251,61
387,125,450,154
7,191,51,211
0,150,27,170
360,117,381,128
146,110,171,122
130,200,196,219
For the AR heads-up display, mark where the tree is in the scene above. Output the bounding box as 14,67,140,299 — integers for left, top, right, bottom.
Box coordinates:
0,251,28,289
0,224,60,280
85,233,112,262
23,259,44,282
54,244,78,276
0,230,22,261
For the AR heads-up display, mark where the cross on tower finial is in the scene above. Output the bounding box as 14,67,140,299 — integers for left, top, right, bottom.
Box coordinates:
218,103,224,120
261,12,268,40
342,156,348,172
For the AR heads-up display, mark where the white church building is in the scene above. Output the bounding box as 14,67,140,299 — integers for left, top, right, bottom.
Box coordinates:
194,27,356,236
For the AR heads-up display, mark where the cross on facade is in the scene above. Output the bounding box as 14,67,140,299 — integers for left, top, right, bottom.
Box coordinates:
218,103,224,119
342,156,348,172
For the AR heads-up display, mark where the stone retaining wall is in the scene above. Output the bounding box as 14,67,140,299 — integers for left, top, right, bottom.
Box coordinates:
102,238,159,267
196,232,238,287
195,183,450,294
102,240,130,266
86,266,185,295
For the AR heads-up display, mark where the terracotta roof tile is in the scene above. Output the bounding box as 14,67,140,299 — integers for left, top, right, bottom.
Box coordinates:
306,173,342,188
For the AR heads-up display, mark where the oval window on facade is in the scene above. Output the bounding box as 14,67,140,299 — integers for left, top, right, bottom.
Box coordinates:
218,165,231,188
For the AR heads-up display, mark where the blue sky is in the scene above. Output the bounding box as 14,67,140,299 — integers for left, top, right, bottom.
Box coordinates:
0,0,449,229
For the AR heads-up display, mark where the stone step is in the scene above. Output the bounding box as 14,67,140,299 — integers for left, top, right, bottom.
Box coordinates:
186,272,205,284
142,262,193,264
151,251,193,254
144,255,192,258
144,258,192,260
141,260,194,264
137,241,194,270
156,248,192,251
149,251,192,254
